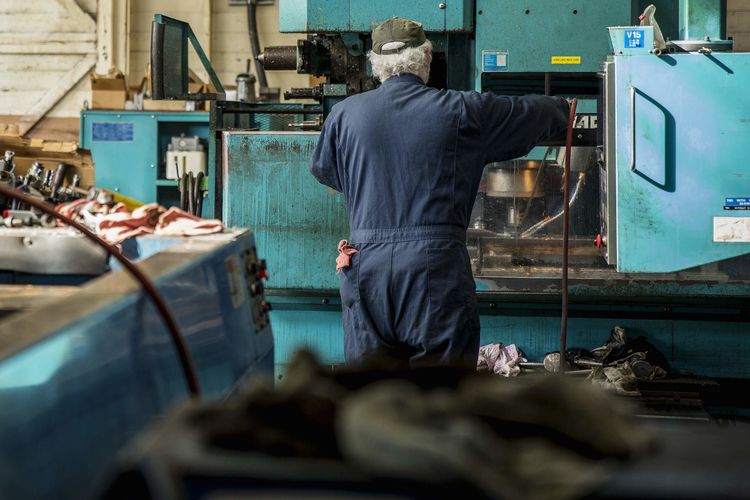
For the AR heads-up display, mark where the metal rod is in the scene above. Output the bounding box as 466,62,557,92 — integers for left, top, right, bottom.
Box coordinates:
218,107,323,115
630,86,637,171
247,0,268,89
520,172,585,238
560,98,578,373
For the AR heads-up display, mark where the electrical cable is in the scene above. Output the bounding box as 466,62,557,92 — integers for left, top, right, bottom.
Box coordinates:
247,0,268,90
0,184,201,397
560,98,578,373
194,171,205,218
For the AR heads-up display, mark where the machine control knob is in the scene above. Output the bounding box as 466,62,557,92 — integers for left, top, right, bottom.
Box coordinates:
595,234,606,249
439,2,446,9
250,282,264,296
257,259,268,279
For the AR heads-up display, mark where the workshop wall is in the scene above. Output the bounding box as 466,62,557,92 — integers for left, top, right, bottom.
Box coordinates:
128,1,305,96
0,0,306,140
729,0,750,50
0,0,97,139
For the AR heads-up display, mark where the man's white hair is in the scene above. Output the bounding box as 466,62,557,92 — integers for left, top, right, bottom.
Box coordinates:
368,40,432,84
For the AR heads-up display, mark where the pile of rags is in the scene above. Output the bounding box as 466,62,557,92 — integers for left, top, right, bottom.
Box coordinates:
567,327,669,396
477,343,526,377
57,197,223,244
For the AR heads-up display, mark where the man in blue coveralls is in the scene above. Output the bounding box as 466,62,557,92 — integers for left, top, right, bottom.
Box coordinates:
310,17,569,369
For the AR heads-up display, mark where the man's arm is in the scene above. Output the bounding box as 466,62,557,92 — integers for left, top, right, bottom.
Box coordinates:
480,93,569,163
309,110,343,192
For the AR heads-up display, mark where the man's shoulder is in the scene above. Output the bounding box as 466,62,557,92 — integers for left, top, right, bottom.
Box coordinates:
329,86,487,118
328,89,377,119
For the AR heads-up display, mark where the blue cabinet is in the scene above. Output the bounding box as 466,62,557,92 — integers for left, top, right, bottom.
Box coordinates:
80,111,210,214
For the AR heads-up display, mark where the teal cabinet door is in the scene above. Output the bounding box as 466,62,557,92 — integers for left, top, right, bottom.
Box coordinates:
222,131,349,290
614,53,750,272
81,112,158,202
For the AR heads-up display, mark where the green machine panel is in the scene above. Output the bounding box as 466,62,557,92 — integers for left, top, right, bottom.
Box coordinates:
280,0,473,33
475,0,633,81
222,131,348,290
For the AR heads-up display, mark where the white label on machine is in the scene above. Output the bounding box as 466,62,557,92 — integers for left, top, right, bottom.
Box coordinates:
482,51,508,72
225,254,247,308
713,217,750,242
166,151,207,180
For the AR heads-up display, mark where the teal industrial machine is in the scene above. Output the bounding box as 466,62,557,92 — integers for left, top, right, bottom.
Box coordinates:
0,229,274,499
152,1,750,380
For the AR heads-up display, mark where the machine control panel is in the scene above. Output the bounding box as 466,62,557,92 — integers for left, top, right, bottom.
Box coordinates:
244,247,271,333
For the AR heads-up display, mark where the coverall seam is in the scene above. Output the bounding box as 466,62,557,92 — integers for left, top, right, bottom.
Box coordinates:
389,242,396,336
350,225,466,243
451,97,463,219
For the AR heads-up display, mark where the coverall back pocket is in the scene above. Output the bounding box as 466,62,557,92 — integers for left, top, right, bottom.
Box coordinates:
338,250,360,308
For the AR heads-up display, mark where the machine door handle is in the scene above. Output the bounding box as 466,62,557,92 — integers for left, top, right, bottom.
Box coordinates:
630,86,636,171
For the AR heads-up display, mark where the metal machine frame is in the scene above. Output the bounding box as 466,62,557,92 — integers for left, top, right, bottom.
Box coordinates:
0,230,273,499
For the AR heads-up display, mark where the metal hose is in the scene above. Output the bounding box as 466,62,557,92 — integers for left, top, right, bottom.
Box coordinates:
520,172,585,238
247,0,268,89
0,184,201,397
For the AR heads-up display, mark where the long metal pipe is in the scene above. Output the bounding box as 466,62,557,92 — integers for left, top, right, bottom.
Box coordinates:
247,0,269,89
560,98,578,373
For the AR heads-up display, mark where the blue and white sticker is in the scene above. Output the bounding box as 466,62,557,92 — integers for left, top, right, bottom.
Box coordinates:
482,51,508,72
92,122,134,142
724,197,750,210
624,29,644,49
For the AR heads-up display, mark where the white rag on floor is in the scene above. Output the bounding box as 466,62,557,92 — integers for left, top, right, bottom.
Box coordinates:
477,343,527,377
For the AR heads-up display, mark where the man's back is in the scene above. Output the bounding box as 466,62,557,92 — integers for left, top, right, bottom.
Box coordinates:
312,73,569,233
310,22,568,368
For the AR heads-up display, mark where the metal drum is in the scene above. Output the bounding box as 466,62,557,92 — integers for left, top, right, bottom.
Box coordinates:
485,161,545,198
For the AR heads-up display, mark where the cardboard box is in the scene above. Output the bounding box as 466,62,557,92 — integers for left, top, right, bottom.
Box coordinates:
0,132,95,188
142,99,203,111
90,69,128,110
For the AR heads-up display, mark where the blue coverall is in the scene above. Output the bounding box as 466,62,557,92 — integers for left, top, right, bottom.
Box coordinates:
310,73,569,368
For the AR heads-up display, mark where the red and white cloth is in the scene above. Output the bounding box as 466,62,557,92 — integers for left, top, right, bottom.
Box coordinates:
57,201,223,244
336,239,359,271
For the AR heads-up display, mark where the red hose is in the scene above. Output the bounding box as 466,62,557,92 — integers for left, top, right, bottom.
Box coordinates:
0,185,201,397
560,98,578,373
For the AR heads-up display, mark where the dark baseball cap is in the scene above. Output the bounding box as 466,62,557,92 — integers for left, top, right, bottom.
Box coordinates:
372,17,427,55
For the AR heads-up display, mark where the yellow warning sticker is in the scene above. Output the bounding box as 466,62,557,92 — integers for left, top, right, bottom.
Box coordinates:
551,56,581,65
